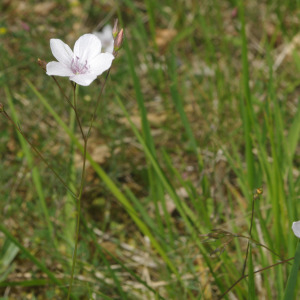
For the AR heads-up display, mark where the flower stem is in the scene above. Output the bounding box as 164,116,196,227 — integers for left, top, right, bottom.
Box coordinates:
51,76,75,110
67,84,87,300
86,69,111,138
242,191,258,275
66,142,87,300
66,71,112,298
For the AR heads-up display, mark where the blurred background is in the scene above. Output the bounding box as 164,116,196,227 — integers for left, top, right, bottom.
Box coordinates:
1,0,300,299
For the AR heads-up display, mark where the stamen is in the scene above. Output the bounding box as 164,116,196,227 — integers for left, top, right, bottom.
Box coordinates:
71,57,89,75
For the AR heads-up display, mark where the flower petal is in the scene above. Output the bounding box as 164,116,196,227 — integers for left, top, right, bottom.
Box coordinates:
69,74,97,86
89,53,114,76
103,25,113,36
93,25,114,53
105,42,114,54
292,221,300,238
50,39,73,66
74,34,102,62
46,61,74,76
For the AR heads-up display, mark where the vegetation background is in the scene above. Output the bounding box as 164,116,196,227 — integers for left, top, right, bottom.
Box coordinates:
0,0,300,299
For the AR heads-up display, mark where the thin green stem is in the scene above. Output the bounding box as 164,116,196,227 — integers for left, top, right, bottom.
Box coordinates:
51,77,85,141
72,84,86,140
86,69,111,138
67,142,87,299
51,76,75,110
67,70,111,298
67,84,87,300
242,193,256,275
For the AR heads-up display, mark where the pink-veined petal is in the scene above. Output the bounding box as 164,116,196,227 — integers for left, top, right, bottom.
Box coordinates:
50,39,73,66
69,73,97,86
73,34,102,62
46,61,74,76
292,221,300,238
89,53,114,76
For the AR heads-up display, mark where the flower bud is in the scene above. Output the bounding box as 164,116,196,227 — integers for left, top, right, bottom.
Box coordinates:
21,21,30,32
114,28,124,52
231,7,238,18
37,58,47,71
112,19,119,39
0,103,4,113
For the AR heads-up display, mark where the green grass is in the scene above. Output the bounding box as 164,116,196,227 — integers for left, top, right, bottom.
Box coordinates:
0,0,300,299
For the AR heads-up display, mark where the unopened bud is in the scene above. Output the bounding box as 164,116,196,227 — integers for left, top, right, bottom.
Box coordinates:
231,7,238,18
254,187,263,199
37,58,47,71
114,28,124,51
0,103,4,112
112,19,119,38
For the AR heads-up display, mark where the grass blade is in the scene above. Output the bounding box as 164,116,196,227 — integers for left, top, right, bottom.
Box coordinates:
283,241,300,300
0,224,69,297
4,86,56,247
239,0,255,190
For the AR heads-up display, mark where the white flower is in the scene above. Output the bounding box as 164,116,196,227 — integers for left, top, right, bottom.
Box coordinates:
92,25,114,54
46,34,114,86
292,221,300,238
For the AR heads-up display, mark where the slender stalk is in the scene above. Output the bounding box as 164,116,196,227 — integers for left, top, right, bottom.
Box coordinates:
67,71,111,298
242,192,258,275
51,78,88,142
67,84,87,300
51,76,75,110
86,70,111,138
66,143,87,299
0,109,77,199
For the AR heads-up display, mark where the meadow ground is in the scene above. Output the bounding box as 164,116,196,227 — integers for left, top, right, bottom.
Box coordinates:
0,0,300,299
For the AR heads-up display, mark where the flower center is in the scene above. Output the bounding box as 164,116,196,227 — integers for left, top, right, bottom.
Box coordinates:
71,56,89,75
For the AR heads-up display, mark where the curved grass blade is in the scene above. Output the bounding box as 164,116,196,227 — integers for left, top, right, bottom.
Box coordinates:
283,241,300,300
